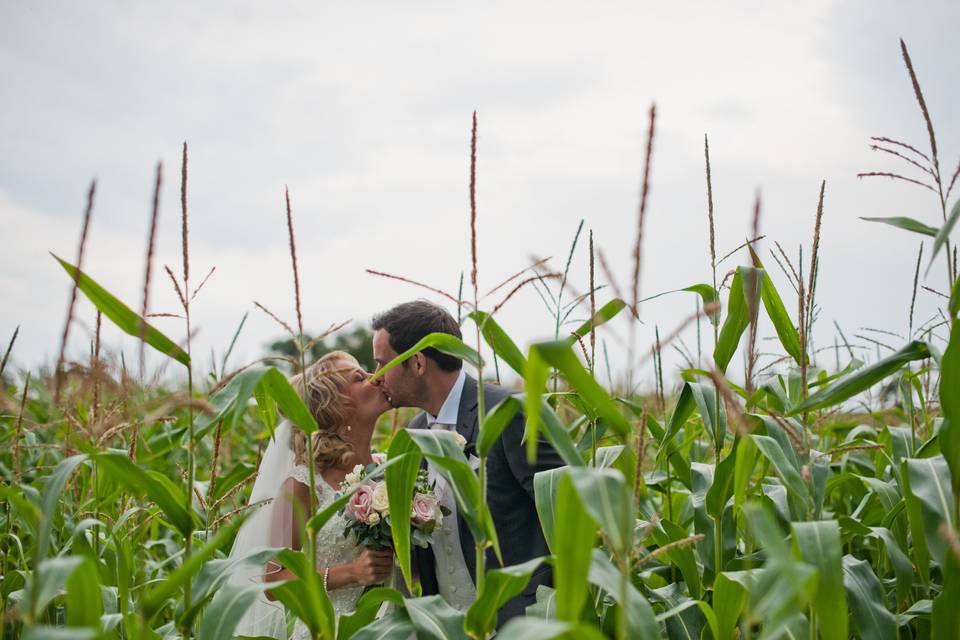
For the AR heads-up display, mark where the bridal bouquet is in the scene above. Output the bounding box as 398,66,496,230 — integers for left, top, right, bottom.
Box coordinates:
340,462,448,549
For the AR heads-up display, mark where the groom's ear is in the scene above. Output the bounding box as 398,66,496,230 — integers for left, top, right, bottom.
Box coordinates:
412,352,427,375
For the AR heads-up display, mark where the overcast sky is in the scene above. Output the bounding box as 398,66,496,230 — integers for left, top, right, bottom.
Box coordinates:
2,1,958,392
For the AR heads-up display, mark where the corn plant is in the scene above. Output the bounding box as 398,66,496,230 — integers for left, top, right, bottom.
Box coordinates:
1,39,959,640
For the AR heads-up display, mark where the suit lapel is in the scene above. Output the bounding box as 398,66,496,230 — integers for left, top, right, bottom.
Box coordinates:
456,374,480,451
455,374,481,581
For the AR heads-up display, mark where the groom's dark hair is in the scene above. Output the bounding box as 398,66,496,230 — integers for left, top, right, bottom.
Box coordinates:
371,301,463,372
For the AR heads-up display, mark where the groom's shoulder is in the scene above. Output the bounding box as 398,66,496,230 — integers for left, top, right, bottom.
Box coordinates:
478,380,522,413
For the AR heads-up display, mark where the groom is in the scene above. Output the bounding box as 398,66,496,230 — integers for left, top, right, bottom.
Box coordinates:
371,300,564,625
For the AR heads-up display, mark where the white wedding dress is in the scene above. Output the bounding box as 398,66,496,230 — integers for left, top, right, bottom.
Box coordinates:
229,421,374,639
288,463,366,640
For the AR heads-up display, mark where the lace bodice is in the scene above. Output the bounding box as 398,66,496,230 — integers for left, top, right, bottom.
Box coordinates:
287,464,365,620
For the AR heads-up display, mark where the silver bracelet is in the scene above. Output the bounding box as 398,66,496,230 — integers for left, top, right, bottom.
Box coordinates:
323,567,330,592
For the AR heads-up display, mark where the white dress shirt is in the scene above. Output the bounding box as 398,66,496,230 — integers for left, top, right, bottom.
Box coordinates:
424,369,477,610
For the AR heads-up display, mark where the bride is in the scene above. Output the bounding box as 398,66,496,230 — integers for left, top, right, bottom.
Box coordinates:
230,351,396,639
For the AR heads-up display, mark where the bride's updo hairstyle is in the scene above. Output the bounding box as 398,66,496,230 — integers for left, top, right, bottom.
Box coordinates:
287,350,357,470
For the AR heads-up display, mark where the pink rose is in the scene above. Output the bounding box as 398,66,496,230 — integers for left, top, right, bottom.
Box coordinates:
346,483,374,522
412,493,439,527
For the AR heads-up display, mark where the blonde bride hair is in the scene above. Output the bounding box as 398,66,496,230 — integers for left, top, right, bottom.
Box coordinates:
287,350,358,471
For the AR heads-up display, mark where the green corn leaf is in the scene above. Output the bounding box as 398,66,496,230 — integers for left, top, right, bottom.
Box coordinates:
642,285,719,326
792,520,848,640
141,518,244,621
861,215,939,237
932,541,960,640
682,284,721,325
469,311,527,377
531,340,630,437
689,381,726,452
267,569,335,640
258,367,320,434
743,504,819,636
94,453,194,537
52,253,190,366
713,267,761,374
939,322,960,496
337,588,405,640
790,340,931,414
655,520,702,600
65,556,101,629
367,332,483,383
22,627,99,640
566,467,632,558
465,557,544,638
349,609,417,640
198,582,271,640
25,556,85,621
587,550,659,639
569,298,630,338
253,383,278,438
713,571,752,640
733,435,758,512
476,395,521,457
273,547,338,639
900,457,931,584
37,454,88,562
523,344,551,464
553,473,597,622
751,435,812,518
533,397,585,467
748,246,804,366
197,366,272,438
403,595,465,640
902,456,955,568
197,365,319,439
386,431,422,591
533,467,568,552
928,198,960,273
869,527,913,605
182,546,279,627
496,618,608,640
656,382,694,463
950,275,960,318
210,462,256,503
842,555,897,640
706,441,739,519
405,429,500,560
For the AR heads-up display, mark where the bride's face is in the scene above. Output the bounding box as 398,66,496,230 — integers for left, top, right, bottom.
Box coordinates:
338,358,391,423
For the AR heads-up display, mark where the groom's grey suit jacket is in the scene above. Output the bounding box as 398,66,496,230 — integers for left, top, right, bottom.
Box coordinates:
409,374,564,626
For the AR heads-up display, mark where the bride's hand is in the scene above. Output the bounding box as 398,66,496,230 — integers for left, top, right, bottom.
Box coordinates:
351,547,395,586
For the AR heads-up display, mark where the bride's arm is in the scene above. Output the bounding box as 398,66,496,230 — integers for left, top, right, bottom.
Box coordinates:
263,478,393,594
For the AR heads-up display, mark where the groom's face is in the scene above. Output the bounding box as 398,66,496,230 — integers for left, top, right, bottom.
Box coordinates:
372,328,421,408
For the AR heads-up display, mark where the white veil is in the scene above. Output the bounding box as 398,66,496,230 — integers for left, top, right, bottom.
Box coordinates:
230,419,299,639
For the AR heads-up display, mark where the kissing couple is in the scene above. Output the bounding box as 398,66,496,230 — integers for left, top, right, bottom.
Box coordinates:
231,300,564,638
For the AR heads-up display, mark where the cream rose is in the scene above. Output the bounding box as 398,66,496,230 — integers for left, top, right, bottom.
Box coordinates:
371,482,390,513
452,431,467,450
368,511,381,525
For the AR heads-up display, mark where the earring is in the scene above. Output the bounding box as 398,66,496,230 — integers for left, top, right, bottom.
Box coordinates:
346,424,352,432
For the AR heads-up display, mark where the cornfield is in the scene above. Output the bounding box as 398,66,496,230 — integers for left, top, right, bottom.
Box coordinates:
1,39,959,640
